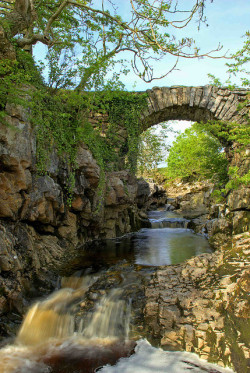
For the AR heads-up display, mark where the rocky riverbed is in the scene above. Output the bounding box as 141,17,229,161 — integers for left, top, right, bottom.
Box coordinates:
145,232,250,372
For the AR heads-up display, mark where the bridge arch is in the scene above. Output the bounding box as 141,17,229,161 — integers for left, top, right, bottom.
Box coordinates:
141,86,248,129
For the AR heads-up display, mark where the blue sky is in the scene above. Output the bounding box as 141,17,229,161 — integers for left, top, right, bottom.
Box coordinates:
119,0,250,90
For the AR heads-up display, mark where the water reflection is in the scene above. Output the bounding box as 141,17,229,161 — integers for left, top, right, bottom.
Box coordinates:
133,228,212,266
0,207,215,372
79,227,212,268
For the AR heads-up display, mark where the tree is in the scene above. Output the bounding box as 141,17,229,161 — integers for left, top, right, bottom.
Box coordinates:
137,123,174,177
166,124,228,184
0,0,223,90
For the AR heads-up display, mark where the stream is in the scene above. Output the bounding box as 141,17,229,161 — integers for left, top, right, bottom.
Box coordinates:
0,207,234,373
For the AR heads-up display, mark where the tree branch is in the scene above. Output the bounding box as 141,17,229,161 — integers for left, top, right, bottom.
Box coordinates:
16,33,51,47
44,0,68,37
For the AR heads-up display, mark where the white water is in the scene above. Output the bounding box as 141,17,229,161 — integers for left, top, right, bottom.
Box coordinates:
0,272,134,373
81,288,131,339
100,339,235,373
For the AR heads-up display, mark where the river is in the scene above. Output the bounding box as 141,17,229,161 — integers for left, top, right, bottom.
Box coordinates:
0,207,234,373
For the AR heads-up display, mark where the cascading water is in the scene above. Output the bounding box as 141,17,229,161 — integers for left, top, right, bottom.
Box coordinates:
148,208,189,229
17,273,99,345
0,272,135,373
0,206,234,373
81,289,131,340
150,217,189,228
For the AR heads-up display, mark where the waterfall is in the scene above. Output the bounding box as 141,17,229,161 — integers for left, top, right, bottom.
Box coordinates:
82,289,131,340
150,218,189,229
17,273,99,345
0,272,134,373
17,273,131,345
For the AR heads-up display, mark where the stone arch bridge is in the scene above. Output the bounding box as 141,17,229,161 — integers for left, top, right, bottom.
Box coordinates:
141,85,249,129
89,85,249,153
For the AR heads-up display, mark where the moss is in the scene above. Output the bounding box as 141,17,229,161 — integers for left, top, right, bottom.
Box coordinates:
206,327,221,363
224,315,248,373
206,327,217,347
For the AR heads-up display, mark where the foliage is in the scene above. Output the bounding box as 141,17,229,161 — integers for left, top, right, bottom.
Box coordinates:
225,166,250,190
193,120,250,147
105,92,148,173
32,88,148,203
0,49,44,118
207,32,249,197
193,120,250,192
166,124,229,185
164,120,249,200
0,0,223,89
137,123,174,177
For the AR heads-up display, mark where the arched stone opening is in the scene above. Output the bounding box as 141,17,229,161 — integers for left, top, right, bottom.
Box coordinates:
141,86,248,130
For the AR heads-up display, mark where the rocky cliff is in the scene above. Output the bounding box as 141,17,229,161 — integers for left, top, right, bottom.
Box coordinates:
145,232,250,372
165,177,250,249
0,103,155,336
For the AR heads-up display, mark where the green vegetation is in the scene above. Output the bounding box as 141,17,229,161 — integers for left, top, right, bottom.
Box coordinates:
105,92,148,173
0,49,44,123
0,49,148,204
1,1,219,206
162,124,229,185
193,120,250,147
0,1,248,207
155,119,249,199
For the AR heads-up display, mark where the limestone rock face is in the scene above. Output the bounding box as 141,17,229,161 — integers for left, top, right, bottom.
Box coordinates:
228,186,250,211
0,113,34,219
76,144,100,188
21,175,65,224
0,105,151,329
171,181,212,219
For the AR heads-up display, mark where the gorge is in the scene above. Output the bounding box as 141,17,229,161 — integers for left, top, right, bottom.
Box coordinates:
0,85,249,373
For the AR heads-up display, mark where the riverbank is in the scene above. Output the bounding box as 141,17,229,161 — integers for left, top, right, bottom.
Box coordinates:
145,232,249,371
